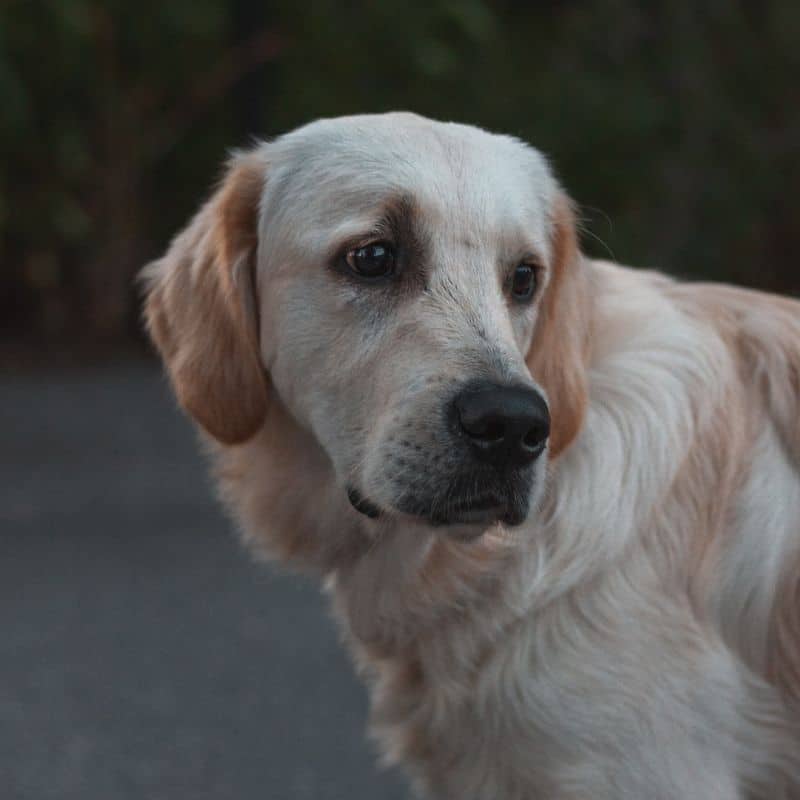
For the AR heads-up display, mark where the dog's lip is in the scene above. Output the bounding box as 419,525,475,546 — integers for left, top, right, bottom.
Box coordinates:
427,487,534,528
429,501,506,527
347,486,382,519
429,491,531,528
347,486,527,529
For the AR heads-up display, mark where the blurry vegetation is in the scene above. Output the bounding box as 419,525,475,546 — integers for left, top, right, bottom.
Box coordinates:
1,0,798,354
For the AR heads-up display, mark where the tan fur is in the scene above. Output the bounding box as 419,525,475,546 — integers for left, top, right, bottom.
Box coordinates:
668,282,800,705
142,152,269,444
526,194,591,458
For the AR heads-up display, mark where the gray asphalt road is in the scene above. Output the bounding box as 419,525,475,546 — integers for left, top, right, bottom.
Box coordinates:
0,363,408,800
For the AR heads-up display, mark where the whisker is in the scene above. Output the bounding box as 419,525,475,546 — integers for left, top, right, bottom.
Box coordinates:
576,204,617,262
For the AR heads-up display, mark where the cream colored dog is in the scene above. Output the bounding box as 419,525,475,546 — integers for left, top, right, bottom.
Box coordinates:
142,113,800,799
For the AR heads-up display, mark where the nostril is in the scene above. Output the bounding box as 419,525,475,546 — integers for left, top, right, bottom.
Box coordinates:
466,417,505,443
522,424,548,449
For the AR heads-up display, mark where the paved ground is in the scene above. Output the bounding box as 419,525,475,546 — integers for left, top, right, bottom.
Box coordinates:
0,363,409,799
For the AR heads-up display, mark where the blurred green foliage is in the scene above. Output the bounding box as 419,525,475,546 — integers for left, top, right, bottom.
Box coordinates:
1,0,798,349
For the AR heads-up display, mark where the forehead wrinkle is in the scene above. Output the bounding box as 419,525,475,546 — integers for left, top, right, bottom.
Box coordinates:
322,192,418,247
262,181,419,267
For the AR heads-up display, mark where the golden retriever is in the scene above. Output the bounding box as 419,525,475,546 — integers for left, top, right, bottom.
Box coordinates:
141,113,800,799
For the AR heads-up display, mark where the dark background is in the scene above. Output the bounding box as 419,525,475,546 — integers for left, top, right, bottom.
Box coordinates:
1,1,798,798
2,0,799,359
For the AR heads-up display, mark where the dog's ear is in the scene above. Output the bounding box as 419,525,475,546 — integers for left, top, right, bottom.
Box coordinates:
141,150,269,444
526,191,591,458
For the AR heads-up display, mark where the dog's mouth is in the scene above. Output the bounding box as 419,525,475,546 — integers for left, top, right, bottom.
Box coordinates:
346,485,529,530
346,486,382,519
429,492,528,527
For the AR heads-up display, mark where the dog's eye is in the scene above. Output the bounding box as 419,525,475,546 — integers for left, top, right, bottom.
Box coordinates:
511,264,537,302
345,242,396,279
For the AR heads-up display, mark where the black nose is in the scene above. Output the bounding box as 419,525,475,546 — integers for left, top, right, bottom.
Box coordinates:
453,382,550,468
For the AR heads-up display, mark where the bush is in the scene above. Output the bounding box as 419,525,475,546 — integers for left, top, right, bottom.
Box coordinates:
2,0,797,349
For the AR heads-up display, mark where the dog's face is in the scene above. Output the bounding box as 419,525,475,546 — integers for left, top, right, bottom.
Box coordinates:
144,113,589,540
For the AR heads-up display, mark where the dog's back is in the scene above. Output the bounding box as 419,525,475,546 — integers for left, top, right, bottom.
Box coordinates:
667,280,800,706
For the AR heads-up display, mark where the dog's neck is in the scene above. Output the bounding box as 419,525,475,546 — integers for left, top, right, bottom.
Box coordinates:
330,520,523,653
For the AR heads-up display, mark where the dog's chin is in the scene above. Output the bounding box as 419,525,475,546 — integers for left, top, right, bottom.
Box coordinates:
347,484,529,541
416,501,528,541
433,518,502,542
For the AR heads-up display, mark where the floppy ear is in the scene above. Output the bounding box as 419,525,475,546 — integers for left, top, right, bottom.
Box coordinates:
526,191,591,458
141,150,269,445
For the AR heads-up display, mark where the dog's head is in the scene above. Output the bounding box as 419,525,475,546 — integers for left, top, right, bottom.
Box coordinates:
143,113,589,544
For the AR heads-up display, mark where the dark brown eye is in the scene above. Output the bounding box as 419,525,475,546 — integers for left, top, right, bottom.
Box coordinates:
345,242,395,279
511,264,536,302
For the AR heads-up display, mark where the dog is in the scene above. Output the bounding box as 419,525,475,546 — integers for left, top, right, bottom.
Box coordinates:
141,113,800,799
